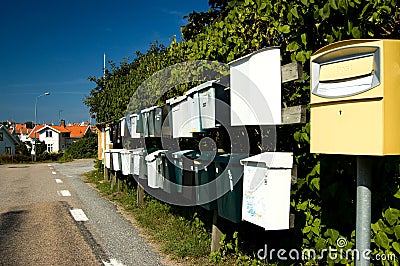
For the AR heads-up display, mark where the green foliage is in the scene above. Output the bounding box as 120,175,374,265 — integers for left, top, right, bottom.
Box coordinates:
62,135,97,160
84,0,400,265
35,140,47,156
15,143,29,156
0,154,31,164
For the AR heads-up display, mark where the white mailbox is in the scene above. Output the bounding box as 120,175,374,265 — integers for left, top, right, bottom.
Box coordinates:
145,150,167,189
167,95,193,138
141,107,154,137
229,47,282,126
129,114,142,139
120,149,133,176
185,81,217,133
104,150,111,169
110,149,124,171
120,117,127,137
240,152,293,230
131,148,146,178
199,80,230,129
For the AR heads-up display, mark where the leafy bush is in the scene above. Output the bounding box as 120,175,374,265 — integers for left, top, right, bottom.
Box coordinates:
62,134,97,160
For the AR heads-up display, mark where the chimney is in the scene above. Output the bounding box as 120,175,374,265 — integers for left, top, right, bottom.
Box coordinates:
60,119,65,127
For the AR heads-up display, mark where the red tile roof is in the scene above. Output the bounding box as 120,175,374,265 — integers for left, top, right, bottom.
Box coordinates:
66,125,89,138
14,124,32,135
27,125,44,139
27,124,89,139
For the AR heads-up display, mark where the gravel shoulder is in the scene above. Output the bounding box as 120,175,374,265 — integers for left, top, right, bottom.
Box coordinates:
53,159,172,266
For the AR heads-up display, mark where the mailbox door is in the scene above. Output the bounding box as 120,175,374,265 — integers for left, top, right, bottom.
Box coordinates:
200,87,216,129
187,92,202,133
130,115,141,138
148,109,156,137
172,101,192,138
311,100,383,155
142,111,150,137
229,48,282,126
154,107,163,137
242,166,291,230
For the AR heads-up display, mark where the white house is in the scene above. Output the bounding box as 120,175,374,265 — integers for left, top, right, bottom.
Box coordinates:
0,125,19,155
28,120,91,153
9,123,33,143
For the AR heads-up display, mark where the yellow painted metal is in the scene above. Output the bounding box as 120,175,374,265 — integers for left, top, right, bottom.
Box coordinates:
310,39,400,155
319,55,374,81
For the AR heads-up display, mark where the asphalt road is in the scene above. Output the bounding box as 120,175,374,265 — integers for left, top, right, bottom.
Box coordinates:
0,159,166,266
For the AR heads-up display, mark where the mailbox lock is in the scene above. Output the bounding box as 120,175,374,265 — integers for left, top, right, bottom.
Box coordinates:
339,110,342,115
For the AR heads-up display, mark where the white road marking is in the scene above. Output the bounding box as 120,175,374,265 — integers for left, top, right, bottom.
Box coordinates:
67,175,73,178
57,190,71,196
103,259,125,266
52,171,57,175
49,167,53,170
47,164,52,167
55,179,63,184
69,209,89,222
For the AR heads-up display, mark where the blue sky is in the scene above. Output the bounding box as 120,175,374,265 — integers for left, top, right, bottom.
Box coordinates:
0,0,209,125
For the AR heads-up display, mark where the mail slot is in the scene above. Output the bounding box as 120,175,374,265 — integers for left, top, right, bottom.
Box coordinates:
229,47,282,126
310,39,400,155
167,95,193,138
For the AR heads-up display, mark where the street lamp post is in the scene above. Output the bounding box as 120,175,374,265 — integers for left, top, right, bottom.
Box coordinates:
33,92,50,161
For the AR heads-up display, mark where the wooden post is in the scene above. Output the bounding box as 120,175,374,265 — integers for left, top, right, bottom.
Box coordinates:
104,167,109,181
137,183,145,207
211,210,223,253
110,171,116,191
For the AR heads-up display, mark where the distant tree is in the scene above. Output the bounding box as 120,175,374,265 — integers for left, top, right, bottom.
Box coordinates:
181,0,230,40
35,141,47,155
16,143,30,156
25,121,34,129
63,135,98,159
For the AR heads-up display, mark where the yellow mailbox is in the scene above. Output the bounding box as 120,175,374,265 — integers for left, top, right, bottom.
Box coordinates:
310,39,400,155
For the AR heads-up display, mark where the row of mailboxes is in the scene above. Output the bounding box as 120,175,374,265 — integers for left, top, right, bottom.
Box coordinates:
117,47,284,141
113,147,294,229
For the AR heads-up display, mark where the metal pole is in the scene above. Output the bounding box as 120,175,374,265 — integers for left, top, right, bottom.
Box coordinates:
33,92,50,162
34,97,38,162
356,156,372,266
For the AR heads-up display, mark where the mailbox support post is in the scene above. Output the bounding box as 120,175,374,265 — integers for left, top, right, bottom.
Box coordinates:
356,156,372,266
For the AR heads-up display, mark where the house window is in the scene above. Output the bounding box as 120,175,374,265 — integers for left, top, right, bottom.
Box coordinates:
0,132,3,141
46,131,52,138
5,147,11,155
46,143,53,153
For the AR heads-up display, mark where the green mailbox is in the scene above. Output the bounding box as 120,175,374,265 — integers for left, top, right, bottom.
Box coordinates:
194,152,220,211
214,153,248,223
172,150,199,202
